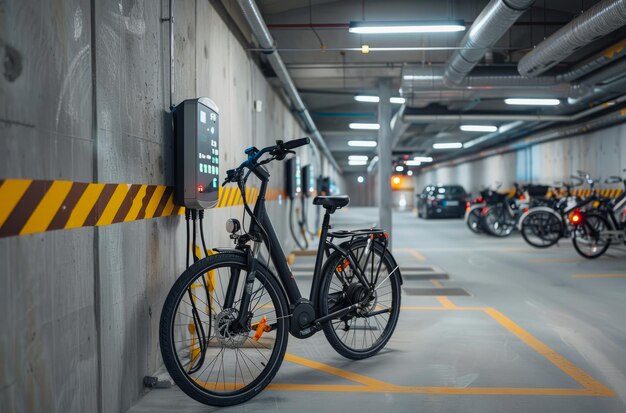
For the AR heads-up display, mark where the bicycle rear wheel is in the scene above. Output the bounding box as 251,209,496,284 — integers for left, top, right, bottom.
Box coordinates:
572,214,611,259
318,238,401,360
159,253,289,406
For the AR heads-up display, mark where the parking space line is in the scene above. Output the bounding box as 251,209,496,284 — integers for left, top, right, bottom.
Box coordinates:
270,307,614,396
409,249,426,261
284,353,390,387
484,308,614,396
573,273,626,278
428,280,459,308
528,258,583,263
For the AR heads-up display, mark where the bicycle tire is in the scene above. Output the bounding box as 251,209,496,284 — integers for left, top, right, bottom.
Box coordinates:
318,239,401,360
159,253,289,406
484,205,515,237
520,210,562,248
572,214,611,259
466,207,484,234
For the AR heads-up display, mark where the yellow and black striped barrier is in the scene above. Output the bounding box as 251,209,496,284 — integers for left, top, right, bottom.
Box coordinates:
0,179,285,239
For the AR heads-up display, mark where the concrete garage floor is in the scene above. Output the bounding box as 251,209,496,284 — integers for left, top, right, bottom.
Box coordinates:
129,207,626,413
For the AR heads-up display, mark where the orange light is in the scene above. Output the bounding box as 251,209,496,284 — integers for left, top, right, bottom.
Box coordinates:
392,176,401,185
570,209,582,224
519,195,525,200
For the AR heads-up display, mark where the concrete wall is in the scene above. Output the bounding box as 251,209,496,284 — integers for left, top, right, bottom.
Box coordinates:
415,123,626,196
0,1,341,412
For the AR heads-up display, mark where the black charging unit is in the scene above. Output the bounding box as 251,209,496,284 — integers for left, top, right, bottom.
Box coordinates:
173,97,220,209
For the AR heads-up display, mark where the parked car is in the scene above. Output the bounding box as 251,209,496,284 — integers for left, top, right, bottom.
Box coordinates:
417,185,469,219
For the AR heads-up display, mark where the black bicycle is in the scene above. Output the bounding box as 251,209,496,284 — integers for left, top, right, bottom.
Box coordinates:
159,138,402,406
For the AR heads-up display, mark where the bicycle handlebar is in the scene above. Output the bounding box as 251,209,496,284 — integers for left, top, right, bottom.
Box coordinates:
223,138,311,185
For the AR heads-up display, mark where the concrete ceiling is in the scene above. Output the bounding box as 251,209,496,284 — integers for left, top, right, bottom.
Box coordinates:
233,0,626,171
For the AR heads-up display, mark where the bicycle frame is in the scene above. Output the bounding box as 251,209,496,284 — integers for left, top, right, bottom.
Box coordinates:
225,164,379,332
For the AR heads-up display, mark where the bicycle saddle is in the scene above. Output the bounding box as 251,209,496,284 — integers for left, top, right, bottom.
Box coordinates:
313,195,350,211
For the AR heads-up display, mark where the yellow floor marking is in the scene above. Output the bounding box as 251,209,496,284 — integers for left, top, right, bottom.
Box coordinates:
573,273,626,279
430,279,443,288
409,249,426,261
185,307,614,397
400,306,482,311
428,279,458,309
528,257,583,264
284,353,390,387
436,296,457,309
266,384,603,396
484,308,614,397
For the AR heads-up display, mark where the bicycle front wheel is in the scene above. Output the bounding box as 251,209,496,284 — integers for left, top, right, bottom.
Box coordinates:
159,253,289,406
520,210,562,248
318,238,401,360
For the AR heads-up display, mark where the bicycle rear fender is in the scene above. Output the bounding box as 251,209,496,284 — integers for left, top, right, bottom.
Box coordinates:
517,206,562,231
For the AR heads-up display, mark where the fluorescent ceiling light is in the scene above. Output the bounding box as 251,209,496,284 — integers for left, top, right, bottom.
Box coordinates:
413,156,433,162
504,98,560,106
348,140,377,147
433,142,462,149
354,95,406,104
354,95,379,103
407,170,414,176
403,75,443,80
348,155,369,161
395,165,404,172
405,160,421,166
349,123,380,130
348,160,368,166
349,20,465,34
460,125,498,132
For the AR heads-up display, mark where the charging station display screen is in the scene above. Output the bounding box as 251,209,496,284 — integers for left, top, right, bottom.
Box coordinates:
196,104,219,195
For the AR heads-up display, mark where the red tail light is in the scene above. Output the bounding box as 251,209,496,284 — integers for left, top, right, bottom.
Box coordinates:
519,195,525,200
524,208,529,213
477,196,483,203
570,209,583,225
466,201,471,211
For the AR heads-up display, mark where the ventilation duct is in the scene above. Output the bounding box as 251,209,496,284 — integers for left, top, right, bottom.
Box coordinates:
237,0,341,171
518,0,626,77
443,0,535,85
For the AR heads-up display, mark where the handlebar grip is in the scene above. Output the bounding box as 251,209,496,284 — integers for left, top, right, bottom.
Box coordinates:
283,137,310,150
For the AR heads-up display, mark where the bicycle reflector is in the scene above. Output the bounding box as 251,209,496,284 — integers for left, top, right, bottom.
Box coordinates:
570,209,583,225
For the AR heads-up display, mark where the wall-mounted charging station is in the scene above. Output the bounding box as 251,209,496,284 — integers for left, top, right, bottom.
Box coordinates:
317,176,330,196
285,156,301,199
301,164,314,197
174,97,220,209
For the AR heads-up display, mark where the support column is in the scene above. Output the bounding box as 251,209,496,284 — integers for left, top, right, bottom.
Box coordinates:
377,78,392,243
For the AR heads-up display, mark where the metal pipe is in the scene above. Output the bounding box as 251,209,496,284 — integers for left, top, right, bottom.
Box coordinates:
423,104,626,170
237,0,341,172
403,94,626,123
556,38,626,83
518,0,626,77
443,0,535,85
